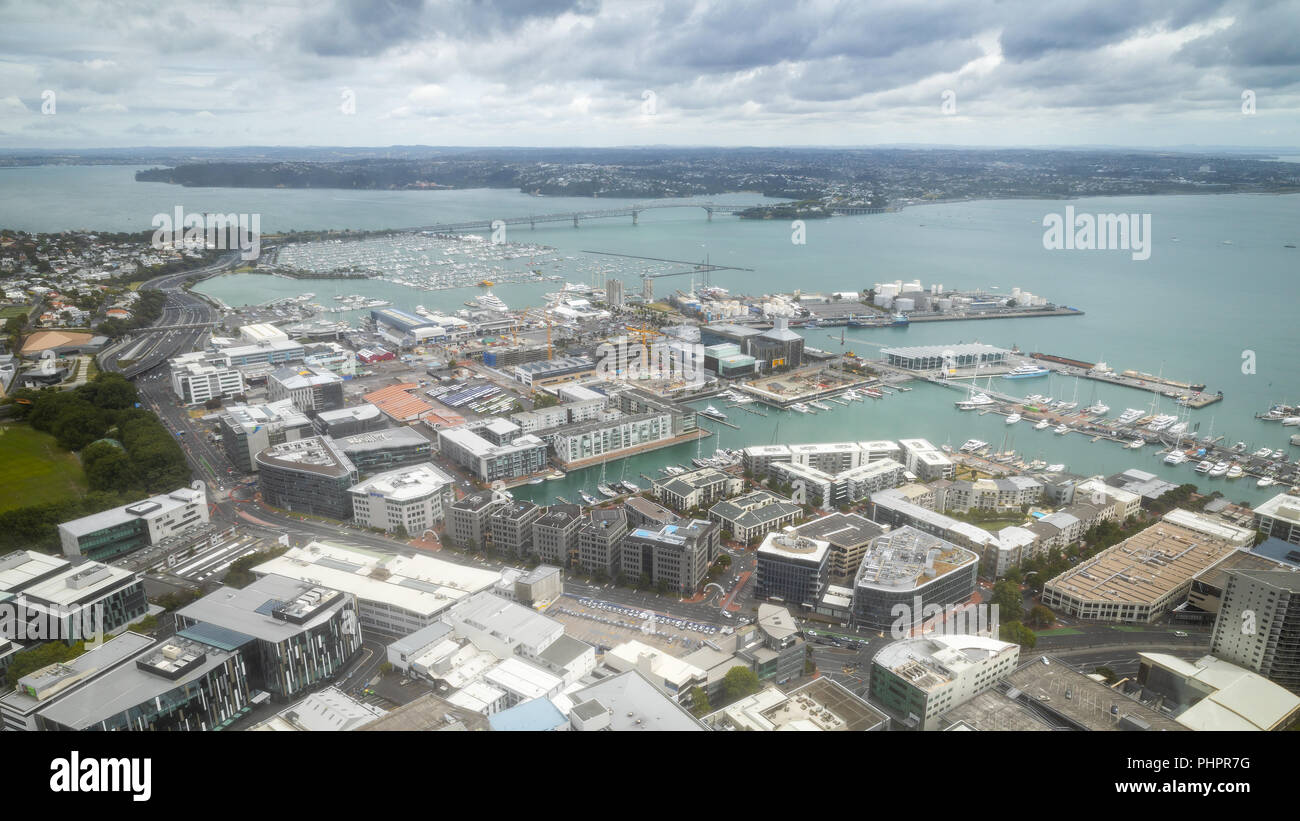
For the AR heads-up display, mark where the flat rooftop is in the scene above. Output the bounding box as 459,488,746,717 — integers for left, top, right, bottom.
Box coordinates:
0,550,70,594
570,670,704,731
57,485,204,538
1045,522,1238,606
758,531,831,565
873,634,1017,692
1255,492,1300,527
349,463,453,501
795,513,887,547
854,526,978,591
255,436,355,477
21,562,139,608
1006,657,1187,731
177,575,348,643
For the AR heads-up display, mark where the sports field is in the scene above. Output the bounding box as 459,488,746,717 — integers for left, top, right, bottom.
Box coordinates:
0,424,88,512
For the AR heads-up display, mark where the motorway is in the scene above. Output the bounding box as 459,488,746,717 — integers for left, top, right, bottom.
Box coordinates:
97,252,241,379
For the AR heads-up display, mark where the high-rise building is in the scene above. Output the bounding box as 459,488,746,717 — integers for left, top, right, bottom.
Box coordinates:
256,436,359,519
1210,569,1300,693
606,278,624,308
756,530,830,611
220,400,314,472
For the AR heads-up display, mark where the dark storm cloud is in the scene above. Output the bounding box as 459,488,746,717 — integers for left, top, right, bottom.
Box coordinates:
997,0,1227,61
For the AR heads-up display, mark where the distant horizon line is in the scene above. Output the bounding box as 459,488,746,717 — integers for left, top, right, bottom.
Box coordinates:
2,142,1298,155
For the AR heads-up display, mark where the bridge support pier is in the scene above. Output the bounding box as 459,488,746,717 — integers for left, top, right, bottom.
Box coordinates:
573,215,579,228
530,220,535,230
632,210,638,225
706,208,713,222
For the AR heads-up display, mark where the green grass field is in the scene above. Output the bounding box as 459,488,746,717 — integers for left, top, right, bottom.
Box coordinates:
0,305,30,320
0,424,88,513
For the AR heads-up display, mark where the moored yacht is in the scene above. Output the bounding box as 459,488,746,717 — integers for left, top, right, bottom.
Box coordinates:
1054,424,1070,435
1194,460,1213,473
1164,450,1188,464
1226,465,1244,479
1003,364,1051,379
1005,413,1022,425
960,439,989,452
1116,408,1144,425
956,392,995,410
1034,419,1051,430
1086,401,1110,415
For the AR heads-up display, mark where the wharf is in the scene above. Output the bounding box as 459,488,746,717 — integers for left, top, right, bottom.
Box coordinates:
1027,353,1222,408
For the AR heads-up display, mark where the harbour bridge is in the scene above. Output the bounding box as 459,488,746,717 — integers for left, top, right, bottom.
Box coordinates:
406,202,888,234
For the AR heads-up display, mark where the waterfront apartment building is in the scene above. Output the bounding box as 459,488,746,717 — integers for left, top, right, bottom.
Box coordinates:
939,476,1042,514
57,483,209,561
577,508,627,579
255,436,359,520
531,504,586,567
709,490,802,544
620,519,719,595
169,352,245,406
348,463,456,534
770,458,906,510
220,400,314,472
851,527,980,633
1210,569,1300,693
612,387,699,437
756,530,831,611
742,440,904,478
654,467,743,512
267,365,345,413
871,635,1020,731
898,438,955,481
794,513,889,583
549,411,675,465
175,575,361,701
1253,493,1300,546
448,491,504,550
510,396,606,435
1042,521,1239,623
437,423,548,482
490,501,543,559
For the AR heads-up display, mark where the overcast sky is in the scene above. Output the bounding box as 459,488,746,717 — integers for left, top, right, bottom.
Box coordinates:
2,0,1297,149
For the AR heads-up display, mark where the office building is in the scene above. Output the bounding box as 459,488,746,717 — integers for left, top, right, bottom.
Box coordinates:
56,483,209,561
253,541,500,638
567,669,705,731
870,635,1020,730
348,463,455,534
577,507,627,578
220,400,314,472
708,490,802,544
0,632,155,731
653,467,743,512
1043,521,1239,623
490,500,543,559
175,575,361,700
448,491,504,550
337,427,435,473
620,519,718,595
256,436,359,519
532,504,586,567
870,487,1004,564
169,352,245,406
704,676,888,732
3,555,147,645
756,530,830,610
851,527,979,633
34,637,252,731
794,512,889,583
267,365,344,412
312,404,389,438
605,278,624,307
1255,493,1300,545
438,424,548,482
1210,569,1300,693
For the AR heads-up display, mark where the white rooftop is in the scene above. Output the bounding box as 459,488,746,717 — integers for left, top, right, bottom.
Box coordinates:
349,463,454,502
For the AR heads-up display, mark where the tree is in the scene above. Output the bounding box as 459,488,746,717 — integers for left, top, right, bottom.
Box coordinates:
689,686,712,717
1027,604,1056,629
1095,666,1119,684
5,641,88,683
720,666,761,705
990,579,1024,624
999,621,1037,649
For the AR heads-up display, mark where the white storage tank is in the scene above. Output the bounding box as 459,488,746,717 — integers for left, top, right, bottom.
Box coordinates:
937,298,954,312
894,298,915,312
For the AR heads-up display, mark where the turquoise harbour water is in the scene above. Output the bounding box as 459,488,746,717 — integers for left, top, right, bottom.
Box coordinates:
4,165,1298,506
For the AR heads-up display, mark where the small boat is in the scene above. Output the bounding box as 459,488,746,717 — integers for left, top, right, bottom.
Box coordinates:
579,491,598,505
1086,402,1110,415
1034,420,1051,430
1117,408,1144,425
691,457,714,469
809,400,832,412
528,477,545,485
1209,461,1230,477
1226,465,1244,479
790,403,812,414
960,439,989,452
1127,438,1144,449
1284,417,1300,426
1045,463,1066,472
1258,477,1276,487
597,484,619,498
1005,413,1022,425
1164,451,1188,464
1054,424,1070,435
547,470,566,480
957,393,996,410
940,444,954,454
1194,460,1213,474
700,405,728,420
1255,447,1274,458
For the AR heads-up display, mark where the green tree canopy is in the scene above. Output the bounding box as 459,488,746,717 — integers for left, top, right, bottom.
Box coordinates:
721,666,761,704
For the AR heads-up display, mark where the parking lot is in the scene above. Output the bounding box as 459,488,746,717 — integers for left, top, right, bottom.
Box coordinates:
545,595,735,653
